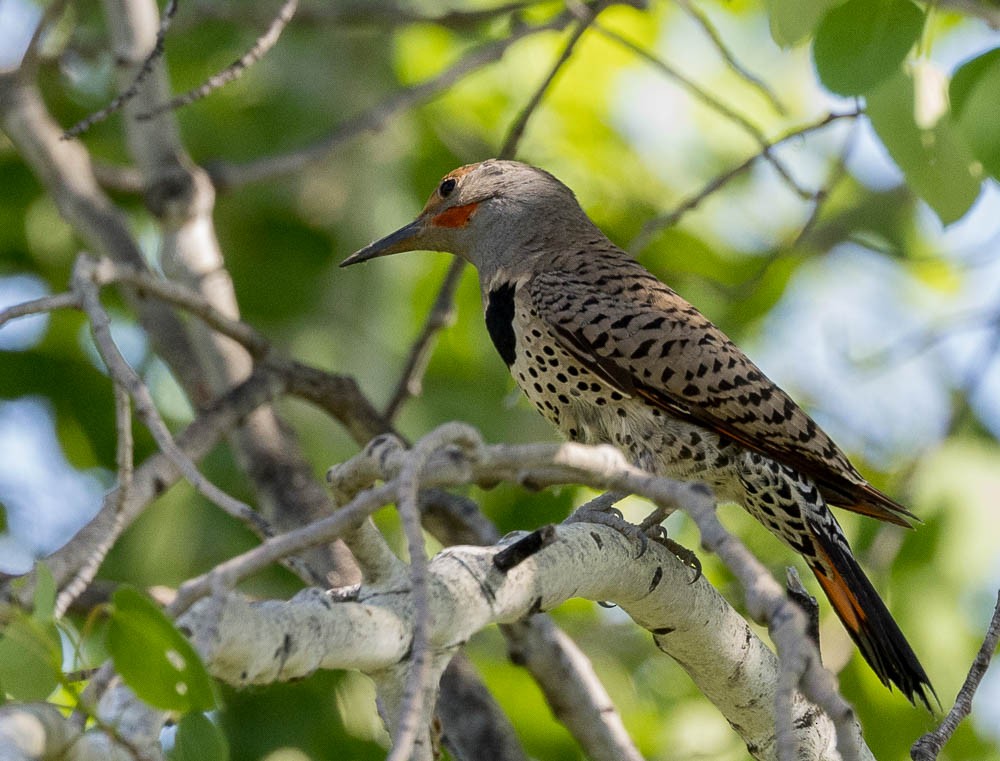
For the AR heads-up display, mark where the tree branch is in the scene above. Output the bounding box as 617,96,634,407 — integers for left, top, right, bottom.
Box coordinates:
911,591,1000,760
168,424,873,759
628,108,861,254
594,22,812,201
137,0,298,120
206,11,577,189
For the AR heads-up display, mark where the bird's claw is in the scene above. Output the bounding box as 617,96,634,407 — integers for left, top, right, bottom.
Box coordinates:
566,503,649,557
644,524,702,582
566,496,700,576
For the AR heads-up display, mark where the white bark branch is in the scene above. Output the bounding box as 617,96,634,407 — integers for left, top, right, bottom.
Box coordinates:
171,424,875,760
181,519,857,760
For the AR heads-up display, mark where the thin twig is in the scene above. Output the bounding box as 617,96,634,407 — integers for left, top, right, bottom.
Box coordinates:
674,0,786,115
852,306,1000,371
594,22,811,200
27,256,393,448
793,117,860,248
182,0,540,30
137,0,298,120
68,263,325,589
383,258,465,420
54,385,133,618
629,109,860,254
0,292,80,328
92,258,271,357
912,592,1000,760
682,494,865,761
61,0,179,138
71,255,269,536
498,1,603,158
208,11,575,189
711,117,862,303
385,427,481,761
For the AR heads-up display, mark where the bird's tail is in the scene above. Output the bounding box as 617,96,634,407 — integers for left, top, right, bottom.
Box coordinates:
807,524,936,710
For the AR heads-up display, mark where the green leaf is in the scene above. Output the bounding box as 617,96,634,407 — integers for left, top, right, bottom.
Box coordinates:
107,587,216,712
813,0,924,96
764,0,842,47
0,616,62,701
169,712,229,761
867,69,983,225
950,47,1000,117
950,49,1000,180
33,563,57,624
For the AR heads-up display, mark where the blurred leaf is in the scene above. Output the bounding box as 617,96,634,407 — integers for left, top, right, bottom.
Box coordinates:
950,47,1000,116
950,48,1000,180
0,615,61,701
107,587,216,712
812,0,924,96
220,672,385,761
394,25,461,85
867,69,982,224
221,213,331,325
32,563,56,624
170,712,229,761
764,0,841,47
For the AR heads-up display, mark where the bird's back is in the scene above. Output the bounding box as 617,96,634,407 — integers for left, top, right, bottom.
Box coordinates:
511,243,915,526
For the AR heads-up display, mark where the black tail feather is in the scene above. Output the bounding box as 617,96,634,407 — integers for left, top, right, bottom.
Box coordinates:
809,525,937,710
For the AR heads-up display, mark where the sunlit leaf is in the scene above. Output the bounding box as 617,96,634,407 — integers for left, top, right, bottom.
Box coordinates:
107,587,216,712
867,69,982,224
0,616,61,701
813,0,924,95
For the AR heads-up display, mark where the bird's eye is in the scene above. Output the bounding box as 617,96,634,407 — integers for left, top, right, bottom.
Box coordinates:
439,178,457,197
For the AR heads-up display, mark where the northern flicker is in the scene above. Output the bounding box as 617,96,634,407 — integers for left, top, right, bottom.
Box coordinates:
341,159,934,708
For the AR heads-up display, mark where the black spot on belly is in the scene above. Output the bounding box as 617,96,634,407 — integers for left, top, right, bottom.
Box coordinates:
486,282,517,365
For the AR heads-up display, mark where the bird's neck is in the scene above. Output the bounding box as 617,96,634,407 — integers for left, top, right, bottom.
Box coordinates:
472,208,609,298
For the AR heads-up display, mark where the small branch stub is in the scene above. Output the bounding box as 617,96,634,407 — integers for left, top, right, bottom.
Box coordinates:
493,525,558,572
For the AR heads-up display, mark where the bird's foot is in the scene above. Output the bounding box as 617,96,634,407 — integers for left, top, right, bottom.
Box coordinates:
565,491,625,520
565,494,701,576
643,524,701,582
565,491,650,555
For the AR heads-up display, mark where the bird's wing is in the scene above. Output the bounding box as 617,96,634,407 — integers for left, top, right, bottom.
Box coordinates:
526,264,916,527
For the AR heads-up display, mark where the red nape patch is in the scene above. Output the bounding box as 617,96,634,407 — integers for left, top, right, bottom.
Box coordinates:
432,202,479,228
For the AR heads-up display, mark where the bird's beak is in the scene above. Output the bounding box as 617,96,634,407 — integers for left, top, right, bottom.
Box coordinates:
340,218,425,267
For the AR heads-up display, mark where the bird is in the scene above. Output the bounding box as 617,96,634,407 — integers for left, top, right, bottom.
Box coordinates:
341,158,934,708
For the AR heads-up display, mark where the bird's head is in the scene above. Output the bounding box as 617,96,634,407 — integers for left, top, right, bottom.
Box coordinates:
340,159,597,283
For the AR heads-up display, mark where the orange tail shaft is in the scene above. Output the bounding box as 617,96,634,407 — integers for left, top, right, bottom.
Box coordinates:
809,526,936,709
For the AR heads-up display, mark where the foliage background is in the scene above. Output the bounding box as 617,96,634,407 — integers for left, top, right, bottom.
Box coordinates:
2,0,1000,759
